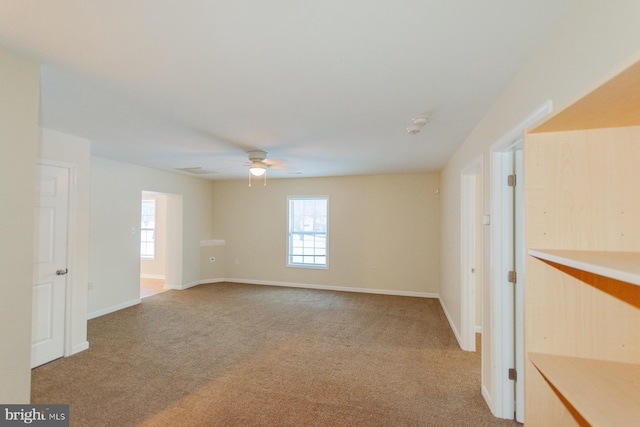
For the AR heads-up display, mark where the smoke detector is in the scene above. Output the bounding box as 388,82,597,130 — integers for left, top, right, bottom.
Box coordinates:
407,115,429,135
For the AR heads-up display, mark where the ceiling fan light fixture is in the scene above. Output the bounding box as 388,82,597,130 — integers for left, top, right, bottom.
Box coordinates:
249,162,266,176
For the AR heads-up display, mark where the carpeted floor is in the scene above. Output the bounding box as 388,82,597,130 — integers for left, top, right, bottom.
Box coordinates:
31,282,521,426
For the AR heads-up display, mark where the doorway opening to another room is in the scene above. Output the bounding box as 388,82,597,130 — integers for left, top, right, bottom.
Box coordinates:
139,191,184,298
140,192,168,298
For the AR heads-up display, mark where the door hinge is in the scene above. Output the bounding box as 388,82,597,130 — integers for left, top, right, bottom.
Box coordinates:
508,270,517,284
507,174,517,187
508,368,517,381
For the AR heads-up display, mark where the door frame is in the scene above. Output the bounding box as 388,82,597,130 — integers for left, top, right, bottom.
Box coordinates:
36,158,77,358
461,155,483,352
514,149,525,423
488,101,551,419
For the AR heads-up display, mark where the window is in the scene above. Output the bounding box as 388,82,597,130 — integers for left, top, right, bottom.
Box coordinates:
288,197,328,267
140,199,156,258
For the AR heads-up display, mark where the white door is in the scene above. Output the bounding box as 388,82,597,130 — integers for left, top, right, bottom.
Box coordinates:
32,164,69,368
461,157,482,352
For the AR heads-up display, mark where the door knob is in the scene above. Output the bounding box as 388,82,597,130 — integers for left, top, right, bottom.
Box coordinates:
56,268,68,276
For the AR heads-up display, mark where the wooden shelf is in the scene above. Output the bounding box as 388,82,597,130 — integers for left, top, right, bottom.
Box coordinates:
530,59,640,132
529,353,640,426
524,59,640,425
528,249,640,286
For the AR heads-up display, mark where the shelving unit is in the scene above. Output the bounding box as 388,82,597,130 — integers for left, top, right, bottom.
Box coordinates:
524,59,640,426
528,249,640,287
529,353,640,427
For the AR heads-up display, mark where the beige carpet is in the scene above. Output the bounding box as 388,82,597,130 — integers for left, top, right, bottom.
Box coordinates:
31,282,520,426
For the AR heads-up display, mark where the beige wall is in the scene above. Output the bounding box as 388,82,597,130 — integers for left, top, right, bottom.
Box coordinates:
200,242,226,281
0,46,40,402
89,157,214,317
439,0,640,414
210,173,440,295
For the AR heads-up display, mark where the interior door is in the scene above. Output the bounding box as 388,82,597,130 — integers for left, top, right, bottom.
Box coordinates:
32,163,69,368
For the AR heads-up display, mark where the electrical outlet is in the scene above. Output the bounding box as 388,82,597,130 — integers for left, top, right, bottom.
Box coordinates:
88,282,94,291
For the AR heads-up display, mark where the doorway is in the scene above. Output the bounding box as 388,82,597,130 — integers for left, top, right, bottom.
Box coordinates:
488,101,551,421
139,191,184,297
140,192,167,298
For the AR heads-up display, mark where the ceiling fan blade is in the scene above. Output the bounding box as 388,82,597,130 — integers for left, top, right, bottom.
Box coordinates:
263,158,287,166
269,164,293,171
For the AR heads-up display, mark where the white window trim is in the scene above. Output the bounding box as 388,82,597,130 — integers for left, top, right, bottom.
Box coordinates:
141,198,156,259
286,196,329,269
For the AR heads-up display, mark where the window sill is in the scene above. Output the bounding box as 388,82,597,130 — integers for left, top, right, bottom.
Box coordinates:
200,239,226,247
287,263,329,270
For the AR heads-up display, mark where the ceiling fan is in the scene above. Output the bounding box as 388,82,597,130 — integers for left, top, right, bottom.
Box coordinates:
246,150,289,186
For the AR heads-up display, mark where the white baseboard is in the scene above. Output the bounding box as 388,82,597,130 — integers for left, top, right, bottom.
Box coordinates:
166,278,226,290
87,298,141,320
140,274,165,280
164,282,183,290
439,297,463,349
482,383,493,414
70,341,89,355
90,279,437,320
214,278,439,298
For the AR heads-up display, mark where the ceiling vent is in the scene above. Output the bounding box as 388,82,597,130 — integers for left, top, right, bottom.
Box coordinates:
174,167,217,175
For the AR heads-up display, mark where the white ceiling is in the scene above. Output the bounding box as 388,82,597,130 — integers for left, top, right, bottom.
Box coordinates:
0,1,571,180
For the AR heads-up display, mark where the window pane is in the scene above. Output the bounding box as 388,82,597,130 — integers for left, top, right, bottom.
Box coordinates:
141,200,156,228
141,199,156,258
288,197,328,268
